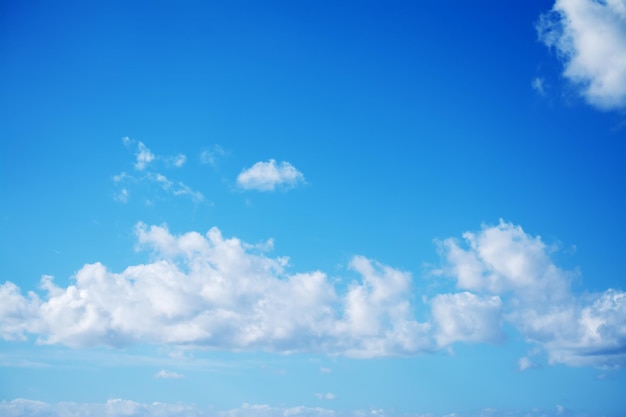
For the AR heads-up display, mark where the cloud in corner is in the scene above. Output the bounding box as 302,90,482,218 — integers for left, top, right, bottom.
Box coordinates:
537,0,626,110
237,160,305,192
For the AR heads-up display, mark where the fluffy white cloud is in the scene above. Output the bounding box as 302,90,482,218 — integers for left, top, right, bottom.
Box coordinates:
237,160,305,191
2,220,624,367
0,223,429,357
431,292,503,346
537,0,626,110
438,220,626,368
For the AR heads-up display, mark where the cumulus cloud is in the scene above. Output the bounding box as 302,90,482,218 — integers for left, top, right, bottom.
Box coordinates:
431,292,503,346
237,160,305,191
537,0,626,110
438,220,626,368
2,220,624,367
154,369,184,379
0,223,429,357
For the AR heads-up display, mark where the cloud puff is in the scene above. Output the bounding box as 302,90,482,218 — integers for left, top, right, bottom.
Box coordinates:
431,292,503,346
154,369,184,379
237,160,305,191
518,356,538,371
531,77,546,95
537,0,626,110
438,220,626,368
0,223,429,357
123,137,156,171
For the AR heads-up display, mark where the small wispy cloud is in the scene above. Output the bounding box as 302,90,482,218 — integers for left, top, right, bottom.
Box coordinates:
319,367,332,374
169,154,187,168
154,369,184,379
200,145,226,167
123,137,156,171
531,77,546,96
114,138,203,203
237,159,305,192
314,393,336,400
518,356,538,371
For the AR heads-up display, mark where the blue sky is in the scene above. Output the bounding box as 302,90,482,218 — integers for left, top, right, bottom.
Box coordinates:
1,1,625,416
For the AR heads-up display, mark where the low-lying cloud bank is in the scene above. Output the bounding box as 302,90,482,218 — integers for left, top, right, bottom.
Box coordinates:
0,399,586,417
1,220,624,367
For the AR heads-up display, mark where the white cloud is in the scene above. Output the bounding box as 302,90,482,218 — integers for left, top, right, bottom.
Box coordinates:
154,369,184,379
0,398,212,417
0,399,593,417
200,145,226,167
114,188,129,203
518,356,538,371
431,292,503,346
116,139,201,203
314,393,336,400
0,223,429,357
149,173,204,202
537,0,626,110
531,77,546,95
171,154,187,168
320,367,332,373
2,220,624,367
122,137,156,171
438,220,626,368
237,160,305,191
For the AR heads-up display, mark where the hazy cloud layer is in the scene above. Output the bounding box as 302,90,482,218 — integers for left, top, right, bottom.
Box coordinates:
0,399,584,417
237,160,305,191
537,0,626,110
1,221,624,367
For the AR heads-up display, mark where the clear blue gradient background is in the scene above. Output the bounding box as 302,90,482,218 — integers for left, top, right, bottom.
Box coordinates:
1,1,625,416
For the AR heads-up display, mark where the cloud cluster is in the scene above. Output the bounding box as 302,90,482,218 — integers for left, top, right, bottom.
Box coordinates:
237,160,305,191
537,0,626,110
1,221,624,367
0,223,428,357
437,220,626,367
